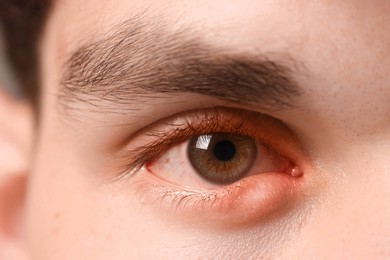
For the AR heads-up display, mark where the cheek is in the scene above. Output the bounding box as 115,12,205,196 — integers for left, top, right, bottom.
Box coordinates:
25,138,301,259
287,140,390,257
24,140,215,259
299,183,390,257
25,134,123,258
26,149,92,258
27,156,141,258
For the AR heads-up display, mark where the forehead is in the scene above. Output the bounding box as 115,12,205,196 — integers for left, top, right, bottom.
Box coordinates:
46,0,390,82
41,0,390,133
49,0,390,47
46,0,390,72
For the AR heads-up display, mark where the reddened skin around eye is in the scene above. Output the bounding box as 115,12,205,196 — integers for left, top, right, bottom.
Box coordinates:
133,167,304,230
124,105,310,229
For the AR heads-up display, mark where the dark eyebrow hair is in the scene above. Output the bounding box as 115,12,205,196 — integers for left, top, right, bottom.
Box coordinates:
59,17,302,114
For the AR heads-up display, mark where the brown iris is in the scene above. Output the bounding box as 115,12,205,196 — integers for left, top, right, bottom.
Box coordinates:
188,133,257,184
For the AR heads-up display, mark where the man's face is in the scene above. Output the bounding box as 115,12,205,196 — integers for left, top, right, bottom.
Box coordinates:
26,0,390,258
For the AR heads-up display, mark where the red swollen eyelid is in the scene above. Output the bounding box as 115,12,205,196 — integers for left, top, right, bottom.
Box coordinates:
119,107,308,226
135,166,303,228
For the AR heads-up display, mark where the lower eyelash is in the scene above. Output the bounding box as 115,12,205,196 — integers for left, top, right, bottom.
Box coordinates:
128,166,303,227
134,179,244,212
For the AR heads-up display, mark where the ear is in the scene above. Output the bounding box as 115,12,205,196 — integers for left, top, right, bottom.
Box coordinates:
0,88,32,260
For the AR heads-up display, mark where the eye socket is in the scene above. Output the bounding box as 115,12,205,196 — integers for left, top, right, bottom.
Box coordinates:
119,107,305,226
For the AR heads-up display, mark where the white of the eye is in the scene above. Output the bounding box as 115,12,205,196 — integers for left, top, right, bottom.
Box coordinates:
195,134,212,150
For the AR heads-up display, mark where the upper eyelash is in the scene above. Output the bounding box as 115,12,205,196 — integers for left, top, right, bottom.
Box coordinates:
115,111,252,181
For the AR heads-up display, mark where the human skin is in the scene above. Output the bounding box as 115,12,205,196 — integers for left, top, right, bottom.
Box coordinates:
1,0,390,259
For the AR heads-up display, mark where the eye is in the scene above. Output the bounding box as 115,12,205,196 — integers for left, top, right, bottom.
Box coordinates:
120,107,305,226
189,133,257,184
147,132,291,188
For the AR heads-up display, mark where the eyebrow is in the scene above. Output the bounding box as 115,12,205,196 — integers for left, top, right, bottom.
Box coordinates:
59,17,302,114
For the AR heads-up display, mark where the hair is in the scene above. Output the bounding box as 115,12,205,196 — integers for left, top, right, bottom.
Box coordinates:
0,0,52,105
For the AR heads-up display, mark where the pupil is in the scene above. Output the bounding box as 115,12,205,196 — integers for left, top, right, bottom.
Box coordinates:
213,140,236,161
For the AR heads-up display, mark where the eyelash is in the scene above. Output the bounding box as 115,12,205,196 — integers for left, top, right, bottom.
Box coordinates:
118,108,269,178
133,179,243,212
116,107,302,214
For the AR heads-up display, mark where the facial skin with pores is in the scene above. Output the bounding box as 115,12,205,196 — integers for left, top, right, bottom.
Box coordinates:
1,0,390,259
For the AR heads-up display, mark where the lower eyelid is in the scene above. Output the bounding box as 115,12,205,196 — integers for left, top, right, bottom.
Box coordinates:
133,166,303,228
116,107,309,226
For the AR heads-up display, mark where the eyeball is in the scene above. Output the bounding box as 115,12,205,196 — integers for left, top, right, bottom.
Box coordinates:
187,133,257,184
